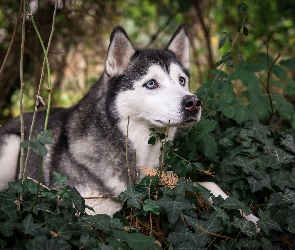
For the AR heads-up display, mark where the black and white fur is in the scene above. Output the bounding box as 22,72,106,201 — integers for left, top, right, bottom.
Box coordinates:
0,25,259,228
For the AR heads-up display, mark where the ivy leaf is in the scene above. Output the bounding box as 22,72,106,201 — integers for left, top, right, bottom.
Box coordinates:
184,211,223,236
222,196,252,216
283,188,295,204
168,228,205,249
0,197,17,221
143,199,162,215
247,175,272,192
157,195,192,224
26,236,71,250
20,214,43,236
257,209,282,235
235,239,261,249
270,170,295,190
37,130,54,144
83,214,124,233
232,217,257,237
174,178,193,197
268,206,288,228
50,218,82,240
0,221,16,237
265,145,294,163
211,205,230,221
286,215,295,233
20,139,48,156
52,171,68,186
119,184,145,209
23,178,40,194
281,134,295,153
261,237,274,250
111,230,161,250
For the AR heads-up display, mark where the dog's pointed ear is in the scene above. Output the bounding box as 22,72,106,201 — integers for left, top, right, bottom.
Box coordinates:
166,24,190,70
106,26,135,76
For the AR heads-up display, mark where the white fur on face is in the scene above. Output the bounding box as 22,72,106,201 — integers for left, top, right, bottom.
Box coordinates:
115,63,199,169
0,135,20,190
116,63,196,128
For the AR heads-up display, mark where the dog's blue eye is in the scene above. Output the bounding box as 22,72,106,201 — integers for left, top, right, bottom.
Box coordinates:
144,79,158,89
179,77,186,86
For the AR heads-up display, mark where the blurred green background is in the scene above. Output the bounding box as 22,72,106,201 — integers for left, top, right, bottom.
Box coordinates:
0,0,294,122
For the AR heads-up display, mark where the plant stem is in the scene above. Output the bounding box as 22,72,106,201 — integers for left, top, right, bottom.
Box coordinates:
18,0,26,182
24,0,58,177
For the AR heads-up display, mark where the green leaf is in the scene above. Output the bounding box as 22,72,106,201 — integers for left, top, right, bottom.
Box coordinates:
232,217,257,237
20,140,48,156
243,26,249,36
279,58,295,70
261,237,274,250
50,218,82,240
281,134,295,153
235,239,261,250
20,214,43,236
83,214,124,232
193,119,217,134
52,171,68,186
270,170,295,190
283,188,295,203
26,236,71,250
211,205,230,221
234,106,246,123
119,184,145,209
143,199,162,215
247,175,272,192
222,196,252,216
218,103,235,119
195,134,217,162
7,180,23,193
23,178,39,194
148,136,156,145
0,221,16,237
215,59,223,67
272,65,287,79
265,146,294,163
219,36,227,49
111,230,161,250
37,130,54,144
157,195,192,224
257,209,282,235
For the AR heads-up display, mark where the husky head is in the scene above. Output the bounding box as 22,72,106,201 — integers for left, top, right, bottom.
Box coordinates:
105,24,201,130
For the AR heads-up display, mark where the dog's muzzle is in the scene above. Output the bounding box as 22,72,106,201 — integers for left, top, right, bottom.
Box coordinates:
182,95,201,112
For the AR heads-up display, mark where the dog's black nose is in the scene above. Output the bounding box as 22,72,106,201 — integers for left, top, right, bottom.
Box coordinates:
182,95,201,112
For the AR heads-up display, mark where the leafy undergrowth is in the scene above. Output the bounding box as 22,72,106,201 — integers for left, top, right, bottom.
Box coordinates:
2,3,295,249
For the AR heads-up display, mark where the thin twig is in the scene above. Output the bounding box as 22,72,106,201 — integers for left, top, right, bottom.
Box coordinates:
18,0,26,182
198,226,234,240
126,116,131,183
28,0,58,214
24,0,58,178
133,150,137,184
0,0,24,79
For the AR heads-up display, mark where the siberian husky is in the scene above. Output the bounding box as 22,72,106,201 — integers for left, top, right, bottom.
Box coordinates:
0,24,259,227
